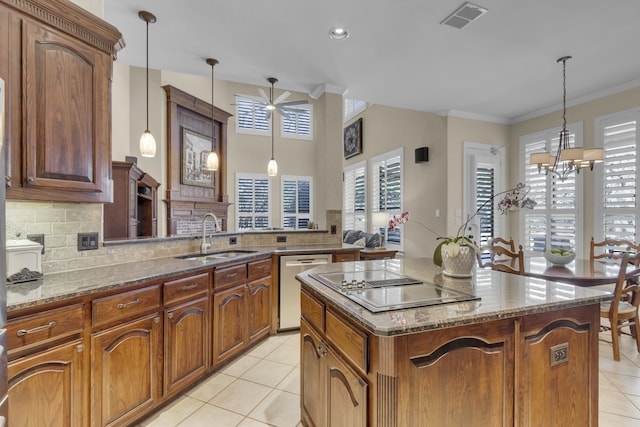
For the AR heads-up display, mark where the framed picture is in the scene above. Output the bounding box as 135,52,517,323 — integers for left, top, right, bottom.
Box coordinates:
181,127,214,188
343,118,363,159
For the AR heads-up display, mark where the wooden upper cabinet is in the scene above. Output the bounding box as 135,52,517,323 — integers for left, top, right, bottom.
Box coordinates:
1,0,122,202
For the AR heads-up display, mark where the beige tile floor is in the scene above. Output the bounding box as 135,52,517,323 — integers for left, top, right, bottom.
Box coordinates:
137,330,640,427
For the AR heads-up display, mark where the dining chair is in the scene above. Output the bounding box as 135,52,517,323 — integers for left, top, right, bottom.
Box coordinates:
477,239,524,275
590,237,640,263
600,251,640,361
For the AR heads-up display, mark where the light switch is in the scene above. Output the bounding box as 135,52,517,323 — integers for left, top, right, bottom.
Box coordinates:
435,209,440,218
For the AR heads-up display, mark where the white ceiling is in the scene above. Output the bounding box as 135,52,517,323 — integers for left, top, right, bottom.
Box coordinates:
104,0,640,123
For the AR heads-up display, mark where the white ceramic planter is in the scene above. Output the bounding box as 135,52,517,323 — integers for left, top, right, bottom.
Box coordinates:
441,244,475,278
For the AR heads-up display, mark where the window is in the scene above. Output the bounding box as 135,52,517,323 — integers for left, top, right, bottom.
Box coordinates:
343,98,366,122
594,109,640,243
282,176,313,229
343,162,366,232
520,123,583,256
282,106,313,140
371,149,403,249
236,173,271,230
234,95,270,135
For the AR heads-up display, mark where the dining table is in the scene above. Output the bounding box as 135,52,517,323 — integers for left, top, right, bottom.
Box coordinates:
521,255,625,287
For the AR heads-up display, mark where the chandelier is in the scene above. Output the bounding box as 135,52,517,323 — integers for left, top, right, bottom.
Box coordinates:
530,56,603,181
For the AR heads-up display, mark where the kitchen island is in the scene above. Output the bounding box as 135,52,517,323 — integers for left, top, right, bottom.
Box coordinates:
297,258,612,427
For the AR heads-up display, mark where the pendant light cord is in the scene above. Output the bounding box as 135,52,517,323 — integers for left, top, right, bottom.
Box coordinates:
211,62,215,144
145,18,149,131
270,84,275,159
562,57,567,132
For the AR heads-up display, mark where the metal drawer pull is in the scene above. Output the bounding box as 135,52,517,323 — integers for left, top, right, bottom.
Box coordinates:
226,272,238,278
180,284,199,291
17,321,56,336
117,298,141,309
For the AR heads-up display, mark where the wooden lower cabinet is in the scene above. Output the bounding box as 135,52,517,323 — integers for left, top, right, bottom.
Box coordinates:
212,283,247,366
90,313,162,427
301,319,368,427
8,339,85,427
164,296,209,397
212,265,272,367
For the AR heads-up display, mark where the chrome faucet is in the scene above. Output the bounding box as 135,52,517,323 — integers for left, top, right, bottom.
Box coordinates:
200,213,220,254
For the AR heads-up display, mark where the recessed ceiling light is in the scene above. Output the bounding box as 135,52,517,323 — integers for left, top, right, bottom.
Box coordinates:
329,27,349,40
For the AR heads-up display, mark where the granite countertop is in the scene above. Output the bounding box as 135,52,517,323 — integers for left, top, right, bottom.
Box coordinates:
7,243,360,312
297,258,613,336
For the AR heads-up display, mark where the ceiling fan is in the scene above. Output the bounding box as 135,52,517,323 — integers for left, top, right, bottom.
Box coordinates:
251,77,309,120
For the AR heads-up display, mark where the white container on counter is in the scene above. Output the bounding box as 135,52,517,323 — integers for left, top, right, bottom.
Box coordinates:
6,239,43,277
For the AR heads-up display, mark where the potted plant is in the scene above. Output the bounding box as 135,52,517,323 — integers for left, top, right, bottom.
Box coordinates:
389,183,536,276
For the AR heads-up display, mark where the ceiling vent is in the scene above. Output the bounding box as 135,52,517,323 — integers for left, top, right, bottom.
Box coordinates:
441,2,488,29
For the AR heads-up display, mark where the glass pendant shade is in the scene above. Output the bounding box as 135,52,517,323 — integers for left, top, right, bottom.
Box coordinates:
267,158,278,176
205,151,219,171
139,130,156,157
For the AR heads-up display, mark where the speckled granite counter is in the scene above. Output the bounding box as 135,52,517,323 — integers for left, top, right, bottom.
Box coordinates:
7,243,361,312
297,257,613,336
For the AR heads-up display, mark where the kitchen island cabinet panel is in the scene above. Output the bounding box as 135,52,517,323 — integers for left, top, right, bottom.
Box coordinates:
402,319,515,426
8,339,85,427
517,305,599,426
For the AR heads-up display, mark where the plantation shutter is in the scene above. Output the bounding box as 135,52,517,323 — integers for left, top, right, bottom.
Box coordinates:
234,96,270,134
343,162,366,231
521,124,582,254
236,173,270,230
282,176,312,229
370,149,403,247
344,98,366,122
475,167,495,247
597,114,638,242
282,106,312,140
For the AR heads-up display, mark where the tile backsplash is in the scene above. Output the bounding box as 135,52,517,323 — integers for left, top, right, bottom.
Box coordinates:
5,201,342,275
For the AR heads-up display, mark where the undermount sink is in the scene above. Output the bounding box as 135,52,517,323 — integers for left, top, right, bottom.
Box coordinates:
177,249,257,261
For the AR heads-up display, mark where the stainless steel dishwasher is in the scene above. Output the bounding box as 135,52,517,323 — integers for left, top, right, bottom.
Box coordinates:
279,254,332,330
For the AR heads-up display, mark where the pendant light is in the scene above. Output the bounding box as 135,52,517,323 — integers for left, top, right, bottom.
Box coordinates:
139,11,157,158
267,77,278,176
530,56,603,180
204,58,219,171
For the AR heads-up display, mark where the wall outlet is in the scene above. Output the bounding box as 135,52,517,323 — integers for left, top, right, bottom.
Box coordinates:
78,232,99,251
277,236,287,243
27,234,45,254
229,236,237,245
330,225,337,234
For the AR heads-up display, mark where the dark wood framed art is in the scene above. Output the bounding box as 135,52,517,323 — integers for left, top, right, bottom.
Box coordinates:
344,118,363,159
181,127,214,188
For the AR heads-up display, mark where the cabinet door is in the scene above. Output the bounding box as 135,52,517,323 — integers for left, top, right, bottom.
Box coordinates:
247,277,271,342
300,319,326,427
18,18,111,200
8,339,85,427
164,297,209,397
326,349,368,427
403,319,515,426
517,305,599,427
212,284,247,366
91,313,162,427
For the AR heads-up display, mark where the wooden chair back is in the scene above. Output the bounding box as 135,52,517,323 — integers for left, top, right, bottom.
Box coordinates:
600,251,640,360
477,239,524,275
590,237,640,263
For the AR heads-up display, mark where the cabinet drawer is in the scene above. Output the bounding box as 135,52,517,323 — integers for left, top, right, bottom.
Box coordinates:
92,285,161,328
164,272,209,306
333,252,358,263
248,259,271,281
214,264,247,290
326,310,368,372
301,290,324,333
7,303,84,354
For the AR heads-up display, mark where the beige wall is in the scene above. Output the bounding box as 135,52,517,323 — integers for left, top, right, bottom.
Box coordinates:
509,86,640,255
445,116,510,237
343,104,449,257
